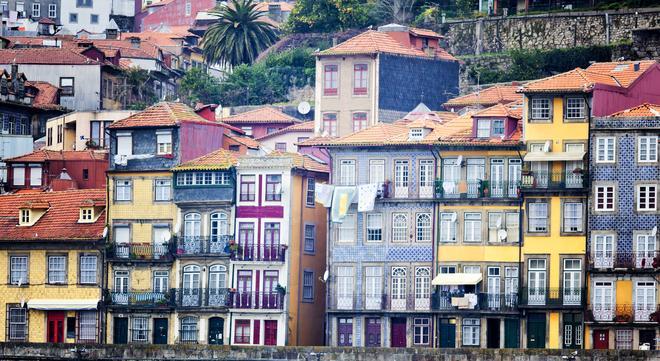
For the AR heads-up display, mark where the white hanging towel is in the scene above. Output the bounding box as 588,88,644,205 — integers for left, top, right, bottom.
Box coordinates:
357,183,378,212
315,183,335,208
331,186,357,222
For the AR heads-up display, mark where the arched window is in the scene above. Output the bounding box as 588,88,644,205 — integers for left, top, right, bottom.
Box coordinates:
208,265,228,307
392,213,408,242
184,213,201,239
180,316,198,343
210,212,228,241
416,213,432,242
391,267,407,308
415,267,431,300
181,265,201,306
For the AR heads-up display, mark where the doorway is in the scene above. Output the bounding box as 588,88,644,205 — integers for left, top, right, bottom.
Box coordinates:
208,317,224,345
113,317,128,344
504,319,520,348
264,320,277,346
390,317,407,347
47,311,65,343
526,313,546,348
593,329,609,349
365,317,381,347
639,329,656,350
438,318,456,348
562,313,582,349
152,318,168,344
486,318,500,348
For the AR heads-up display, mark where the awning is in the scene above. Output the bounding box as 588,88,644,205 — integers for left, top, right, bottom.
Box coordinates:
27,299,99,310
524,151,586,162
431,273,483,286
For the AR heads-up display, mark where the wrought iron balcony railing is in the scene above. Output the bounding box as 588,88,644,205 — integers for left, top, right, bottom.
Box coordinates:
520,171,586,190
175,236,232,256
328,293,431,312
227,291,284,310
106,289,175,307
432,291,518,312
230,243,286,262
588,251,659,271
586,304,660,323
434,179,520,199
108,243,173,261
174,288,229,308
519,287,585,307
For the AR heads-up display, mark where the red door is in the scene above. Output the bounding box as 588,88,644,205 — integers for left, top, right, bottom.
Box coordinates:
264,320,277,346
390,317,407,347
47,311,65,343
593,330,609,349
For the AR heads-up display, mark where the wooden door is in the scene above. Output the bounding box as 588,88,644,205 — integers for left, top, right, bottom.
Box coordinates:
504,319,520,348
486,318,500,348
152,318,168,344
390,317,407,348
113,317,128,344
526,313,546,349
237,270,252,308
47,311,65,343
208,317,224,345
438,318,456,348
593,329,609,349
365,318,381,347
264,320,277,346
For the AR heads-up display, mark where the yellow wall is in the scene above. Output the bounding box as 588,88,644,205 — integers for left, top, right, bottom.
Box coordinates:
523,97,589,143
108,171,176,227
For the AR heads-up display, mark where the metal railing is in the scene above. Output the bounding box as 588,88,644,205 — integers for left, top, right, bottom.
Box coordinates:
106,289,175,307
178,330,198,344
227,291,284,310
108,243,173,261
230,243,286,262
520,172,586,190
328,293,431,312
587,304,660,323
174,288,230,308
588,251,658,270
519,287,585,307
175,236,231,256
432,291,518,312
434,179,520,199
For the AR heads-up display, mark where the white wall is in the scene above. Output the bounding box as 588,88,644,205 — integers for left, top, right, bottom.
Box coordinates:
258,131,312,153
112,0,136,17
0,135,33,182
60,0,113,34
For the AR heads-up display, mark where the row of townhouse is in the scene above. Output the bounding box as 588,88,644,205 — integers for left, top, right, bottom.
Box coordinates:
315,59,660,350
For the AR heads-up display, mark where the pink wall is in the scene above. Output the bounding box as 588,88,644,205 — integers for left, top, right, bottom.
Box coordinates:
228,123,291,139
297,145,330,165
139,0,216,31
592,65,660,116
179,122,224,163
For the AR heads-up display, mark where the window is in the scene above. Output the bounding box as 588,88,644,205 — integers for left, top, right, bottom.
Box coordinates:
67,317,76,339
440,213,456,242
116,132,132,156
13,166,25,186
477,119,490,138
565,97,586,119
322,113,337,137
265,175,282,201
180,317,197,343
156,131,172,155
366,213,382,242
339,160,356,185
462,318,480,346
240,127,252,136
77,0,93,7
304,224,315,253
563,202,583,232
82,169,89,180
154,179,171,201
638,136,658,162
530,98,551,120
415,267,431,302
274,142,287,152
464,213,482,242
185,0,191,16
409,128,424,140
32,3,40,17
594,185,615,211
69,13,78,23
528,202,548,232
615,330,633,350
392,213,408,242
492,119,505,136
240,175,255,201
234,320,250,344
596,137,616,163
48,255,66,284
48,4,57,18
10,256,28,285
323,64,338,96
416,213,431,242
90,14,98,24
303,270,314,301
132,317,148,342
306,177,315,207
369,159,384,185
176,172,229,186
78,312,96,341
115,179,132,201
79,255,97,284
57,124,63,143
353,64,368,95
19,209,29,224
8,307,27,341
352,112,368,132
637,184,657,211
337,214,355,242
413,318,430,345
505,212,519,243
47,128,52,146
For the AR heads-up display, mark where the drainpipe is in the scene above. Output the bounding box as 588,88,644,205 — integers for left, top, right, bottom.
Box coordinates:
103,167,110,344
295,170,305,346
431,145,441,348
582,96,593,349
323,146,332,346
515,147,524,347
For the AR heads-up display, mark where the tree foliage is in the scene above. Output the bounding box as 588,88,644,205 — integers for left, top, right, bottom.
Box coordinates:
284,0,376,33
179,67,223,105
122,67,157,110
201,0,279,67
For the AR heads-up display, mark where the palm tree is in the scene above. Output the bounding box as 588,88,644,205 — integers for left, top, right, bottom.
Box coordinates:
201,0,279,68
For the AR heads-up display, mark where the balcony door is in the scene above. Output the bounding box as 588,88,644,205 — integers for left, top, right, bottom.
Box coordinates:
113,271,129,304
262,270,279,309
418,159,434,198
636,234,656,269
182,265,201,306
593,235,614,268
337,266,354,310
208,265,227,307
527,259,546,306
508,159,521,196
442,159,460,197
635,281,656,322
414,267,430,310
592,281,614,321
466,159,485,198
365,266,383,310
153,271,169,301
394,160,409,198
183,213,202,253
263,223,280,261
153,226,169,259
487,267,501,310
210,212,228,253
390,267,407,311
564,143,584,188
238,223,255,261
236,270,252,308
562,259,581,306
490,159,505,197
504,267,518,307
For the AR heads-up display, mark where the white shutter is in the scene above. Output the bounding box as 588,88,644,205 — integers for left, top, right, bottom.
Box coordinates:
117,133,132,156
13,166,25,186
153,226,170,246
29,166,42,186
114,226,129,244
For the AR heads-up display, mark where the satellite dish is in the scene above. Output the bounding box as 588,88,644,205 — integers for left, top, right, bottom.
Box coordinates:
498,229,508,241
322,269,329,282
20,298,25,308
543,140,551,152
652,226,658,236
297,101,311,115
450,213,457,223
102,226,108,239
456,156,463,166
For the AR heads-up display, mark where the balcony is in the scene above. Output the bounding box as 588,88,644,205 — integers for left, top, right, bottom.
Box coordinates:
328,293,430,312
587,304,660,323
227,291,284,310
520,172,586,191
230,243,286,262
434,179,520,200
108,243,173,262
174,288,230,308
106,290,175,308
175,236,231,257
519,287,585,308
432,292,518,312
588,252,659,271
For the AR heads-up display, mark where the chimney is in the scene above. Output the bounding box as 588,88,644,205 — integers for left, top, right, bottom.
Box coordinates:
11,63,18,80
634,62,640,72
130,37,140,48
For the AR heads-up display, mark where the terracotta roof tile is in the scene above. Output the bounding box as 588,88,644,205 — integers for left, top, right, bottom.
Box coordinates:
408,27,443,38
109,102,219,129
255,121,314,140
26,81,61,110
221,107,300,124
0,189,106,241
609,103,660,117
473,102,523,119
586,60,656,87
297,136,336,147
0,48,101,65
444,85,522,108
173,148,239,171
6,150,107,163
225,133,261,149
265,151,329,173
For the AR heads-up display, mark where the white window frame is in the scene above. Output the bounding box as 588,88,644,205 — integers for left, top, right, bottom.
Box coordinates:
477,119,490,138
366,213,383,242
530,98,551,121
339,160,356,186
565,97,586,119
563,202,583,233
132,317,148,342
368,159,385,185
413,318,430,345
391,213,408,243
595,137,616,163
336,214,356,243
115,179,132,201
48,255,67,284
638,136,658,163
636,184,657,211
462,318,480,346
156,130,172,155
154,179,171,201
78,311,97,341
79,255,98,284
528,202,548,232
116,132,133,156
31,3,40,17
48,4,57,18
415,213,432,242
8,307,27,341
594,185,615,211
10,256,28,285
439,213,456,243
464,213,482,242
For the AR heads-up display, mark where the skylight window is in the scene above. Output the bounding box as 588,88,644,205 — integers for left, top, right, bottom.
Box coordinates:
409,128,424,140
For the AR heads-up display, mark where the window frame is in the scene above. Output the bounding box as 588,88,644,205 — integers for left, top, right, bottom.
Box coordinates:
352,111,368,132
415,213,432,243
79,254,98,285
637,135,658,163
564,96,587,121
154,178,172,202
462,318,481,346
463,212,482,243
302,270,314,302
265,174,282,202
562,201,584,234
636,184,657,212
305,177,315,207
7,306,27,341
239,175,256,202
323,64,339,96
527,201,549,233
303,224,316,254
595,137,616,164
322,112,338,137
366,213,383,243
114,179,132,202
9,255,28,285
413,317,430,346
353,63,368,96
59,77,74,96
529,97,552,122
47,254,67,285
594,184,616,212
156,130,172,155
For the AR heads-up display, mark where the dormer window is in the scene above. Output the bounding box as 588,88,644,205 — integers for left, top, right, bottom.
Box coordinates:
477,119,505,138
492,119,505,136
80,208,94,222
409,128,424,140
19,209,30,224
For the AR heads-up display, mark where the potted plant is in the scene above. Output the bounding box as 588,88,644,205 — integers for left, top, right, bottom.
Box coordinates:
649,311,660,323
85,139,100,149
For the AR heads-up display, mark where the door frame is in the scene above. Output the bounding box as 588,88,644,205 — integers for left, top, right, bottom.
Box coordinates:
47,311,65,343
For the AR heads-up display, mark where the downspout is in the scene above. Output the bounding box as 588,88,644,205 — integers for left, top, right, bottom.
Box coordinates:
323,146,332,346
295,170,305,346
102,126,113,344
516,147,524,345
582,96,593,348
431,145,441,348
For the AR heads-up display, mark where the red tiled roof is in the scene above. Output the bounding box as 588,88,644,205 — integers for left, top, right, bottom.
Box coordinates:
609,103,660,117
0,189,106,241
444,85,522,108
408,27,442,38
109,102,219,129
173,148,239,171
0,48,101,65
221,107,300,124
256,121,314,140
586,61,656,87
473,102,523,119
37,17,56,25
6,150,107,163
265,151,329,173
27,81,61,110
225,133,261,149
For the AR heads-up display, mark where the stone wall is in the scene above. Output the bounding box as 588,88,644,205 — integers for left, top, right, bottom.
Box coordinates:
439,7,660,56
0,343,658,360
458,54,513,92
